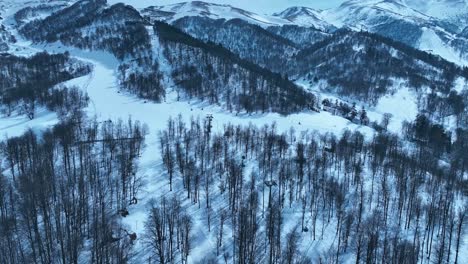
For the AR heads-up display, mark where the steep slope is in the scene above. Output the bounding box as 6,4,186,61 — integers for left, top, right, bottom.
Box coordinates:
401,0,468,26
141,0,468,65
324,0,442,45
0,3,15,51
142,2,335,50
20,0,150,59
159,13,331,74
13,1,69,26
160,8,467,118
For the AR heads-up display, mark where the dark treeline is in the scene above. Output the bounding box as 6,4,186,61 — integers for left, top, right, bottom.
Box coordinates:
423,89,468,127
0,52,91,119
156,115,467,263
403,114,452,156
0,10,15,52
0,114,147,264
155,21,316,115
322,98,370,125
19,0,107,47
0,25,12,52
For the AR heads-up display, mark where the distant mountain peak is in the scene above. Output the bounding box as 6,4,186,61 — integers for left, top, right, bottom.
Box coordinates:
142,1,291,27
272,6,333,31
274,6,323,17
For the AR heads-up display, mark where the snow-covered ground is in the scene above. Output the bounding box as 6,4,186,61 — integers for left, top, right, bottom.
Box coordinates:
0,1,467,263
297,79,419,134
0,2,376,259
418,27,468,66
368,87,419,132
0,26,377,263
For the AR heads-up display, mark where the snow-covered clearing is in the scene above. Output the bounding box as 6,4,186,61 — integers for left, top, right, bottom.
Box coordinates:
296,79,419,133
368,87,419,132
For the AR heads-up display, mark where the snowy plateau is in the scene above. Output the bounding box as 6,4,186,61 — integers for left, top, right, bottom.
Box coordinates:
0,0,467,264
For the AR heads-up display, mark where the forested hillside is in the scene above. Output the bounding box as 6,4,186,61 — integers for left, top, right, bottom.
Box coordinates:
162,14,468,115
18,0,315,115
266,24,330,47
292,30,468,102
0,52,91,118
172,17,299,73
154,21,315,114
0,0,466,263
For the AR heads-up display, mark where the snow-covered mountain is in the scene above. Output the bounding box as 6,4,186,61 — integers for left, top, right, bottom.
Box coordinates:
139,1,468,65
323,0,432,29
402,0,468,23
272,6,335,31
141,1,290,27
318,0,468,65
142,1,338,31
0,1,467,264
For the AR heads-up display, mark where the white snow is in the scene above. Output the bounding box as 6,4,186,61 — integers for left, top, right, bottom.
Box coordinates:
1,1,467,263
297,79,418,134
322,0,431,28
454,77,468,93
140,1,292,27
367,87,418,132
418,27,468,66
0,108,58,139
272,6,333,30
402,0,468,20
1,33,375,263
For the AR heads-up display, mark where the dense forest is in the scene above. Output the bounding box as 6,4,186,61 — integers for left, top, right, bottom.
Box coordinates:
293,30,468,104
171,17,299,73
266,24,330,47
0,52,91,119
